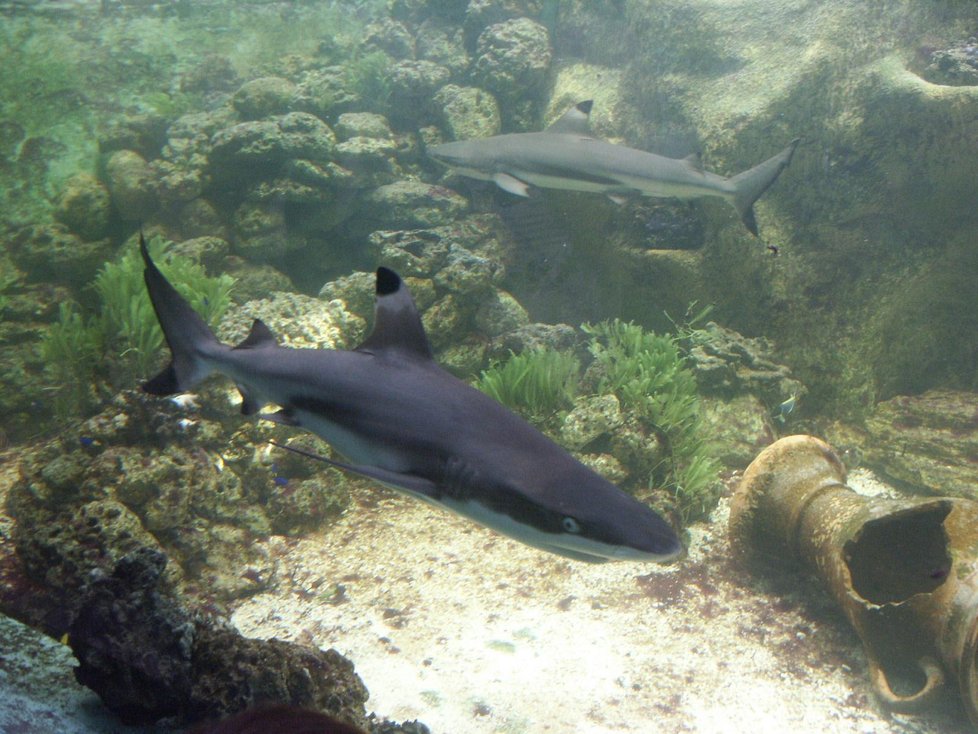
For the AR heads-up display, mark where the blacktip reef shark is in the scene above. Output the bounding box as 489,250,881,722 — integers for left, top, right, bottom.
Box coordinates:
139,235,683,564
428,100,799,236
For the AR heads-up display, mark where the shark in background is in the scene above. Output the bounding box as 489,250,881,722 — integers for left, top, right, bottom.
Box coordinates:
139,234,683,564
428,100,799,236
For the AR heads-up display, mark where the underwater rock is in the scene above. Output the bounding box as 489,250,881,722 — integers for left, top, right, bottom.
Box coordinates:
463,0,543,45
104,149,158,221
917,39,978,87
486,322,579,360
10,223,112,287
421,293,464,348
191,624,369,730
293,66,363,120
472,17,552,106
225,258,295,304
70,548,195,724
219,291,364,351
391,0,467,25
473,288,528,335
560,394,624,452
98,111,169,159
416,18,469,75
175,199,229,242
208,113,337,180
863,389,978,501
335,136,402,188
266,474,350,536
433,245,502,298
364,18,416,58
359,180,468,230
179,54,240,96
54,173,111,241
169,235,231,273
154,109,234,206
231,200,308,260
318,270,377,318
365,227,453,278
433,84,501,140
9,495,167,621
685,322,805,407
699,394,774,468
68,548,369,729
386,60,451,123
335,112,395,140
231,76,297,121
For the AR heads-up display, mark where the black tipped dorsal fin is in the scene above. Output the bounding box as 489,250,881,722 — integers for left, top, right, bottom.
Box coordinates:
545,100,594,135
356,267,433,360
234,319,278,349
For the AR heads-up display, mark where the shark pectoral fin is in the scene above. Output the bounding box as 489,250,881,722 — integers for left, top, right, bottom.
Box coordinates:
268,440,440,500
260,408,299,427
606,194,628,206
493,172,532,197
341,463,440,500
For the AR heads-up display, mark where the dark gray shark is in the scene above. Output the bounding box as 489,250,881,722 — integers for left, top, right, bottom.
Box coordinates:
428,100,799,235
140,236,683,563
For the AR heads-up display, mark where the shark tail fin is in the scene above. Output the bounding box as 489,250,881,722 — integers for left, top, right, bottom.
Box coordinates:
140,232,225,395
729,138,800,235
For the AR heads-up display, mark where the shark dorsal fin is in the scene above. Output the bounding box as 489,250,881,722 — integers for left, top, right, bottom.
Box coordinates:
356,267,433,360
234,319,278,349
683,152,704,173
545,100,594,135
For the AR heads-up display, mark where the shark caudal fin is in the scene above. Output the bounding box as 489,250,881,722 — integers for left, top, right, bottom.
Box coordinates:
140,232,225,395
729,138,799,236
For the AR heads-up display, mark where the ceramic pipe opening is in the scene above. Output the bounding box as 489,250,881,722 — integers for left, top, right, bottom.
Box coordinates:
844,501,953,605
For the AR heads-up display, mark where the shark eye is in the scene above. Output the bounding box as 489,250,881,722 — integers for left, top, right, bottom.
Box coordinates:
561,516,581,534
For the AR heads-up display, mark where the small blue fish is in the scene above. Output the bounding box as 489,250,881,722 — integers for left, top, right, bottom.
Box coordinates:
776,394,797,424
273,475,289,487
79,436,95,448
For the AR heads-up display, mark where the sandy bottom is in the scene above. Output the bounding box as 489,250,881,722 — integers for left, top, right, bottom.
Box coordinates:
231,469,971,734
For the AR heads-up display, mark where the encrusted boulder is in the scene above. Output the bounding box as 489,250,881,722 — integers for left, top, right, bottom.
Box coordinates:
685,322,805,406
863,389,978,500
472,18,552,106
219,291,365,350
104,149,158,220
54,172,111,241
208,113,336,181
358,180,468,231
560,394,625,451
231,76,297,120
10,223,112,287
386,60,451,123
68,548,369,728
433,84,500,140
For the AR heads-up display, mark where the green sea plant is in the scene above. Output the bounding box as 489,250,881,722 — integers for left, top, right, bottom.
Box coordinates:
475,349,580,425
582,319,721,522
41,302,103,418
585,320,720,519
345,50,393,111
